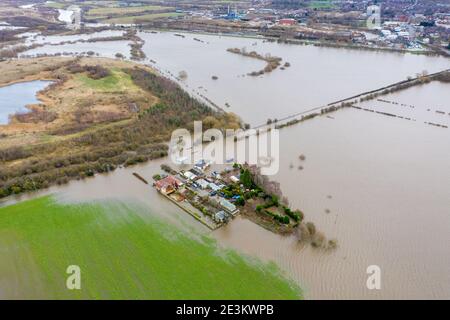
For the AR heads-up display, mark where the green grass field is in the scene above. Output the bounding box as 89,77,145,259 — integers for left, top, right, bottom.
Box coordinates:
75,68,138,92
103,12,183,24
86,5,174,17
43,2,69,9
0,196,301,299
308,0,335,9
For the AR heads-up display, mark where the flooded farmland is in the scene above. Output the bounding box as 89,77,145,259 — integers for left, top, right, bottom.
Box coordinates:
216,91,450,299
5,30,450,299
136,31,449,126
19,30,450,125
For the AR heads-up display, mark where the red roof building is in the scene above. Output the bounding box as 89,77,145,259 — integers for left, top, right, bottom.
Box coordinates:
279,18,297,26
154,176,183,195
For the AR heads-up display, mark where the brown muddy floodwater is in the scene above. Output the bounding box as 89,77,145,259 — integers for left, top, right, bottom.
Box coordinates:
20,30,450,126
7,32,450,299
217,81,450,299
4,81,449,299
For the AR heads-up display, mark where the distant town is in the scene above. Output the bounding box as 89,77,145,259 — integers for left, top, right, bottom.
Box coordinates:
1,1,448,58
120,0,450,56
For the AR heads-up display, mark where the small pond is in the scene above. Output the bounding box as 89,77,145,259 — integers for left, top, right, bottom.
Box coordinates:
0,80,53,125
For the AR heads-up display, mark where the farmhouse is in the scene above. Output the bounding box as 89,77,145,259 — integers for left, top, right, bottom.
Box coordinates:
154,176,183,195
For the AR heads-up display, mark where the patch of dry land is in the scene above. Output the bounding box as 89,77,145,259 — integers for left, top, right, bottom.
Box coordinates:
0,57,157,147
0,56,241,198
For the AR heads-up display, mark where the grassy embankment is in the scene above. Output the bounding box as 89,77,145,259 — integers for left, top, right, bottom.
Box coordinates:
0,196,301,299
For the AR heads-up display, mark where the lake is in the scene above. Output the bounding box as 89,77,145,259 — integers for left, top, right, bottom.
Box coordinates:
0,80,52,125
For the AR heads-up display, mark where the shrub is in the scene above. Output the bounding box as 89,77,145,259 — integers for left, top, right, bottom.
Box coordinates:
294,210,304,222
235,197,245,206
283,206,300,222
311,231,326,248
306,222,316,236
240,169,253,189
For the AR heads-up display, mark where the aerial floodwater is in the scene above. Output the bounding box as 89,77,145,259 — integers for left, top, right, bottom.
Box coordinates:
19,30,450,126
0,80,52,125
216,83,450,299
5,29,450,299
137,31,450,126
4,80,449,299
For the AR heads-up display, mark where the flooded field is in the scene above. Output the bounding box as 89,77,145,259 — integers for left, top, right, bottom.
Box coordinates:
136,31,450,126
217,97,450,299
24,30,125,46
0,80,52,125
356,81,450,128
18,30,450,125
21,40,132,59
4,30,450,299
3,80,449,299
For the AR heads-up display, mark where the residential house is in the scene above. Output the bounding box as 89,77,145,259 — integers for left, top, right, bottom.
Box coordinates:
196,179,210,190
154,176,183,195
219,199,239,216
183,171,197,180
214,210,227,223
230,175,240,183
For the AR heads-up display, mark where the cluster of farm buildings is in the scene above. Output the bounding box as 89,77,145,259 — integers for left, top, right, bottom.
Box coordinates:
153,160,241,228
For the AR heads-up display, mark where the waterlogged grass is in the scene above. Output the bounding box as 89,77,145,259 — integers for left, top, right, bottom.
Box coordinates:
0,196,301,299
